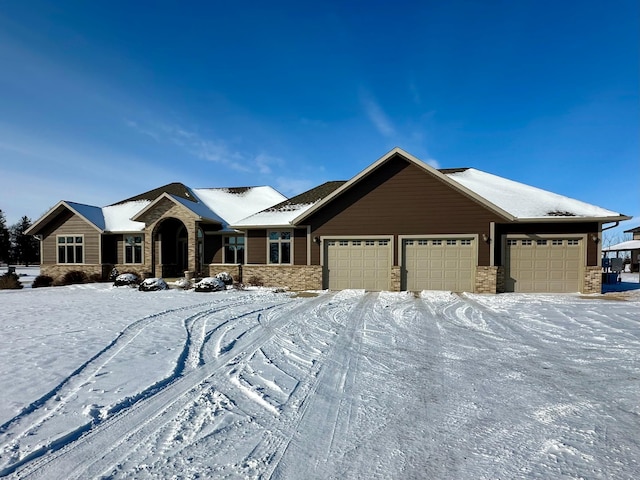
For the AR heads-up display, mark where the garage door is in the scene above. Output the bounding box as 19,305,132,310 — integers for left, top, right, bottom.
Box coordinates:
325,239,391,290
504,237,583,293
403,238,476,292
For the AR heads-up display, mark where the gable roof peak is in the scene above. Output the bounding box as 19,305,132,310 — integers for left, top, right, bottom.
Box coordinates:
110,182,196,206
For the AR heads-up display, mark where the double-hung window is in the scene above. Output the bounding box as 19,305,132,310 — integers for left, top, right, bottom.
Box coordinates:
125,235,143,264
268,230,291,264
57,235,84,264
224,236,245,264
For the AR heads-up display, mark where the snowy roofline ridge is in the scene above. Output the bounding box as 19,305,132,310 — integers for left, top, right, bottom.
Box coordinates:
26,185,287,235
291,147,629,225
445,168,626,220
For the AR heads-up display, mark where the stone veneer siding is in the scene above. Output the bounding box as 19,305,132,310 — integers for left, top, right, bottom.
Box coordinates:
209,264,242,283
475,266,498,294
41,264,153,282
496,266,506,293
41,264,105,281
583,266,602,294
242,265,322,291
390,266,401,292
141,198,201,277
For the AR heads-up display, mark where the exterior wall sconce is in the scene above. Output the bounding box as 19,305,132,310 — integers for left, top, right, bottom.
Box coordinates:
482,233,490,243
591,234,600,244
313,236,320,244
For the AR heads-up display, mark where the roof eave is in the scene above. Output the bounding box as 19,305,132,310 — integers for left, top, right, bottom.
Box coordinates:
513,214,632,223
130,193,173,222
25,201,104,235
292,147,517,224
229,223,294,230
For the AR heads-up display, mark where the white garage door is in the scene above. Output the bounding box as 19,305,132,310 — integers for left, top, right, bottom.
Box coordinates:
403,238,476,292
504,237,583,293
325,239,391,290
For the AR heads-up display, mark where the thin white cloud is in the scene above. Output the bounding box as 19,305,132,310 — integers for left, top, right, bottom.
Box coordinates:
359,90,395,137
126,120,251,171
425,157,440,169
254,153,285,175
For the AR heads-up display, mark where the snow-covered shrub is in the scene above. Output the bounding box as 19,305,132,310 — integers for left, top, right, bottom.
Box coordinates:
0,272,22,290
194,277,225,292
113,273,140,287
108,267,119,282
173,277,192,290
138,278,168,291
32,275,54,288
215,271,233,285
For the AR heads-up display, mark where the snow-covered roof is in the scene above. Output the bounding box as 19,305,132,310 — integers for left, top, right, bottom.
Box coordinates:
602,240,640,252
27,184,287,235
170,194,226,224
194,186,287,225
233,203,315,227
292,148,628,225
445,169,624,220
126,186,286,231
232,181,346,228
102,200,150,232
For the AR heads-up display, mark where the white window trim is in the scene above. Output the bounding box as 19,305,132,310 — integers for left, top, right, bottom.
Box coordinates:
56,234,85,265
223,235,246,264
267,229,293,265
124,234,144,264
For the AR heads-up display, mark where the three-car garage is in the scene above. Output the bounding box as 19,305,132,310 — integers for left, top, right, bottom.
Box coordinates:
323,233,586,293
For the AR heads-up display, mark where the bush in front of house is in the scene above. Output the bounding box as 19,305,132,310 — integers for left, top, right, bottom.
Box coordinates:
173,277,192,290
32,275,54,288
53,270,89,286
0,272,23,289
113,273,141,287
215,272,233,286
246,275,264,287
194,277,225,292
138,278,168,291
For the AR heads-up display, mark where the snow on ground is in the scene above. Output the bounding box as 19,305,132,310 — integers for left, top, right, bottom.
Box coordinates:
0,281,639,479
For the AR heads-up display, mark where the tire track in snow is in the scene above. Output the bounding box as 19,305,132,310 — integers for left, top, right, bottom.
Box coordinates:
4,296,303,479
422,292,624,479
0,300,239,468
265,292,377,479
0,295,291,478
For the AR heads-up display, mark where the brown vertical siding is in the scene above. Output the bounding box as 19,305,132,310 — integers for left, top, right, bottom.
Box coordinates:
305,154,504,266
247,229,267,264
245,229,306,265
294,228,307,265
40,210,101,264
208,235,223,263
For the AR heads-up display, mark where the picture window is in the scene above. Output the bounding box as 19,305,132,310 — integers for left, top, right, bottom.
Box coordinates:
57,235,84,264
125,235,143,264
224,236,245,264
268,230,292,264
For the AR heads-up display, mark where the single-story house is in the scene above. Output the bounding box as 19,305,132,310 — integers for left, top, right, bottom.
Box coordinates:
27,148,631,293
25,183,286,280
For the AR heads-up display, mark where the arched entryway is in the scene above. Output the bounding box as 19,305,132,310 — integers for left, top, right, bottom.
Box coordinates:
152,218,190,277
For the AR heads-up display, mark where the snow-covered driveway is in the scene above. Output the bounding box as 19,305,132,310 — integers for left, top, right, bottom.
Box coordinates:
0,285,638,479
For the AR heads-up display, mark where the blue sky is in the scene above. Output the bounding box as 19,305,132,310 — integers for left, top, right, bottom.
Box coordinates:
0,1,637,239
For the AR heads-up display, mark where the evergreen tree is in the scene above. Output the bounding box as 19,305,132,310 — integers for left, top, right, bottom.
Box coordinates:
0,210,11,265
11,216,39,266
